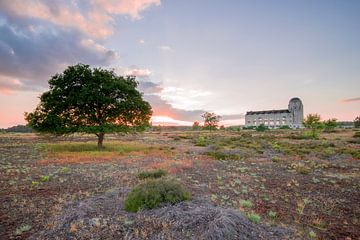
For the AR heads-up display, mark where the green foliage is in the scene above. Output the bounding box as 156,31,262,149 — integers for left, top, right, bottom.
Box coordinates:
255,124,268,132
40,175,50,182
303,114,324,139
15,224,32,235
302,130,319,139
31,181,39,187
303,113,322,129
37,141,153,154
323,118,337,132
2,125,33,133
195,136,207,146
248,213,261,223
355,116,360,128
271,156,280,162
25,64,152,148
279,125,291,129
124,178,190,212
201,112,221,130
138,169,167,180
240,199,253,208
268,210,277,219
354,131,360,138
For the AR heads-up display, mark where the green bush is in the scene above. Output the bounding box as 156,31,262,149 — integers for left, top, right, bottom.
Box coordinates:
195,136,207,146
124,178,191,212
279,125,291,129
255,124,268,132
138,169,167,179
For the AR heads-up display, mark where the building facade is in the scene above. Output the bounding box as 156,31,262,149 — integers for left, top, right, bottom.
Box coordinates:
245,98,304,129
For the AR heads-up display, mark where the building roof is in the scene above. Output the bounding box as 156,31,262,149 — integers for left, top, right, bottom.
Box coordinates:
246,109,290,115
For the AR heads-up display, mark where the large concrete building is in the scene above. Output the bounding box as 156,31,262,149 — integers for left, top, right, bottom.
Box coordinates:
245,98,304,129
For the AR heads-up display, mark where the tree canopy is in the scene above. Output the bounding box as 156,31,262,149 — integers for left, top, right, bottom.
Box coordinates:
25,64,152,147
201,112,221,130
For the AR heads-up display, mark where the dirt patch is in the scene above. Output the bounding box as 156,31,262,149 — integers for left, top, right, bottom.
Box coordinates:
31,188,294,240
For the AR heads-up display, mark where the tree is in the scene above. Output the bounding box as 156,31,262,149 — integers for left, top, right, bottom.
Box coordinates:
323,118,337,132
303,113,324,139
355,116,360,128
25,64,152,148
255,124,268,132
201,112,221,130
192,121,201,130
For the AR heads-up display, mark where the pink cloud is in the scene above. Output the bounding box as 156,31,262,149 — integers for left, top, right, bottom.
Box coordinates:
0,0,161,38
341,97,360,103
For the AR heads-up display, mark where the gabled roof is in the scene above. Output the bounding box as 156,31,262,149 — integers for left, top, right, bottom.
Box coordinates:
246,109,290,115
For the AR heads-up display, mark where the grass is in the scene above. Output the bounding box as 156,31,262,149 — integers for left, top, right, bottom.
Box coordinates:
37,141,155,154
36,141,170,164
124,178,191,212
138,169,167,179
248,213,261,223
239,199,253,208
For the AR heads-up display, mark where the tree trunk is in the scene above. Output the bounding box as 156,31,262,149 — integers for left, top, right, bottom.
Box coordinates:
97,133,105,148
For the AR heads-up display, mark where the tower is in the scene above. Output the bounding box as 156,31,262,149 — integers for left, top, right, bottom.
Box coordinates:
288,97,304,128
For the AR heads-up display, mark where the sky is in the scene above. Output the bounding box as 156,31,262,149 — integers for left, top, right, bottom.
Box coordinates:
0,0,359,128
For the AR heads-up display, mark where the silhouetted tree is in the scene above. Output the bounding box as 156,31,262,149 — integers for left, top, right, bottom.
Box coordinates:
355,116,360,128
201,112,221,130
25,64,152,148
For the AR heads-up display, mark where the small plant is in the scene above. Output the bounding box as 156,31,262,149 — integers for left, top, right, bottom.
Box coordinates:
15,224,32,235
138,169,167,180
268,210,277,219
271,156,280,162
40,175,50,182
240,199,253,208
248,213,261,223
195,136,207,146
124,178,190,212
279,125,291,129
309,230,317,239
297,198,311,215
31,181,39,187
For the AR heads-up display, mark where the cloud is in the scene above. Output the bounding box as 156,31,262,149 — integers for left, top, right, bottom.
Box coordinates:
124,68,152,78
0,0,161,39
158,45,173,51
0,21,117,93
0,0,161,94
139,39,145,44
138,81,245,124
342,97,360,103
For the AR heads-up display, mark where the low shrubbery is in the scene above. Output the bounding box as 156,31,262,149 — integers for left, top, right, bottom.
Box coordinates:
138,169,167,179
255,124,268,132
124,178,191,212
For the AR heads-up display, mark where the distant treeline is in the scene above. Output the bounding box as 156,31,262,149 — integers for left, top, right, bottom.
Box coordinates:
1,125,33,133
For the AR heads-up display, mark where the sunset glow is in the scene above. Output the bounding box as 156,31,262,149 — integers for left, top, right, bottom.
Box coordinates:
0,1,359,128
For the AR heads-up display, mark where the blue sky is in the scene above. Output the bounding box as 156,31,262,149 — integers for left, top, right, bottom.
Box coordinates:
0,0,359,127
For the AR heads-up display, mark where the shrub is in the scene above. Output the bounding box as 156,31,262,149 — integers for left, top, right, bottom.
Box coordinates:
138,169,167,180
195,136,207,146
271,156,280,162
124,178,191,212
240,199,253,208
40,175,50,182
279,125,291,129
255,124,268,132
248,213,261,223
354,131,360,138
323,118,337,132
